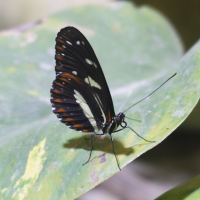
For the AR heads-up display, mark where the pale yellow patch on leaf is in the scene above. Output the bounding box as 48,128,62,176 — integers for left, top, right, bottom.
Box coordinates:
1,188,8,193
12,138,47,200
7,67,16,73
27,90,39,96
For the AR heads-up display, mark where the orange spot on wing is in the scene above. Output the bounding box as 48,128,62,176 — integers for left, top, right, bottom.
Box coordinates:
59,78,70,84
57,38,65,44
52,89,61,94
55,82,63,87
52,98,62,103
61,34,70,40
62,73,82,84
73,124,84,129
64,118,75,122
56,46,65,51
56,55,64,61
55,64,62,69
57,108,67,112
108,110,111,122
83,129,89,132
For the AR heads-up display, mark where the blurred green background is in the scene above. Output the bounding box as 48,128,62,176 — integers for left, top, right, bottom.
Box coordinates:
1,0,200,199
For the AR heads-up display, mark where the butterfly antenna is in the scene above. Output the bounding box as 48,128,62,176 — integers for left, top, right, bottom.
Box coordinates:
125,116,142,123
127,126,155,143
123,73,177,113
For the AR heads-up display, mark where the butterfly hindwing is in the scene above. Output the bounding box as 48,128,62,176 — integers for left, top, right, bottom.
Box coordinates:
51,26,115,132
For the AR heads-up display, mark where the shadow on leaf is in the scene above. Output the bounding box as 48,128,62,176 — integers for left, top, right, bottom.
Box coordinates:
63,134,134,156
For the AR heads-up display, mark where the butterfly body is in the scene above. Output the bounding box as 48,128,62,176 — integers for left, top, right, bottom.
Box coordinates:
102,112,126,134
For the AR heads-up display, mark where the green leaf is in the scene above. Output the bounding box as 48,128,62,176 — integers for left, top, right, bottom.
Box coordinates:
1,2,200,199
156,174,200,200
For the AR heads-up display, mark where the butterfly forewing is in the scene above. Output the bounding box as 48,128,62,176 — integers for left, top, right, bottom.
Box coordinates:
51,26,115,132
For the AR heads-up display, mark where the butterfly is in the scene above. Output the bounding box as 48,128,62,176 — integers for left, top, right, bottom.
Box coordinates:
50,26,176,170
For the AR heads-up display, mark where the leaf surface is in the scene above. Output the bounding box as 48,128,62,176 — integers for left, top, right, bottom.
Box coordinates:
1,2,200,199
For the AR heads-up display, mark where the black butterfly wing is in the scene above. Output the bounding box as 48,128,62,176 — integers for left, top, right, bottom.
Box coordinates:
51,26,115,132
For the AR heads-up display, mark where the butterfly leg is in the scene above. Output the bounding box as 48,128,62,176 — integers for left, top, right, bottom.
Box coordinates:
85,135,93,140
82,133,94,166
83,132,105,166
110,134,121,171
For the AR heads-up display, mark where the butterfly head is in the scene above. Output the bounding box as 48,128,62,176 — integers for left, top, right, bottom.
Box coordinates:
115,112,127,128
